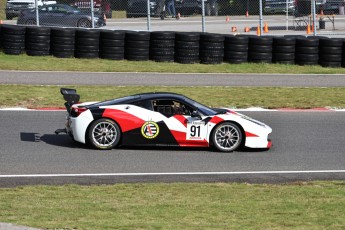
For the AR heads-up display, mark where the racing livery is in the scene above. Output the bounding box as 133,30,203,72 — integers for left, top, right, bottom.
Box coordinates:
56,88,272,152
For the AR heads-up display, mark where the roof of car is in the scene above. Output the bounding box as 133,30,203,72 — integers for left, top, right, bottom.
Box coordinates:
132,92,187,101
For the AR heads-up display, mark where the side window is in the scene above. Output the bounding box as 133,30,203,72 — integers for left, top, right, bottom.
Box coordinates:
153,100,193,117
131,100,153,110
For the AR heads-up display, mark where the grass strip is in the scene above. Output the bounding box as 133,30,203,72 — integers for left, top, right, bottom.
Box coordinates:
1,182,345,229
1,53,345,73
1,85,345,109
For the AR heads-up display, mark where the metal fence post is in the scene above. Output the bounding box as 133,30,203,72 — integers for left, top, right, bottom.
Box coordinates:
312,0,317,36
201,0,205,32
35,0,39,26
286,0,289,31
91,0,95,28
259,0,263,36
147,0,151,31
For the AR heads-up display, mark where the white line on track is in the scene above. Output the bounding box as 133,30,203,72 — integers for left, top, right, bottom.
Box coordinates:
1,170,345,178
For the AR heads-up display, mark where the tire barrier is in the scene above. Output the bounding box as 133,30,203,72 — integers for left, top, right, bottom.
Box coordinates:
50,28,75,58
273,36,296,65
75,29,100,59
99,30,126,60
1,25,26,55
319,38,343,68
199,33,224,64
25,26,50,56
248,36,273,63
125,31,150,61
175,32,200,64
224,35,249,64
295,37,319,66
0,25,345,68
150,31,175,62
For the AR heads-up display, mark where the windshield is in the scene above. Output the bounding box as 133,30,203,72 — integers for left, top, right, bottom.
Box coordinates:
183,96,217,116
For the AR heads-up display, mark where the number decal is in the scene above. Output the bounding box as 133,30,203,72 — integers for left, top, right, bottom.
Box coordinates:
187,121,207,140
190,125,201,137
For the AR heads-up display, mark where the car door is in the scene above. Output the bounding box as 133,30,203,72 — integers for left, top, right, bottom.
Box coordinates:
150,99,209,147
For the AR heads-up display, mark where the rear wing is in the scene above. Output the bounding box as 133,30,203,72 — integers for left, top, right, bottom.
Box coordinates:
60,88,80,113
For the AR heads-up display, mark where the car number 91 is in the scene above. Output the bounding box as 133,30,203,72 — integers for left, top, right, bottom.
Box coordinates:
186,121,207,140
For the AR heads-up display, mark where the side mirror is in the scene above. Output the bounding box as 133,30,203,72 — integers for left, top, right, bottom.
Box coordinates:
191,110,202,120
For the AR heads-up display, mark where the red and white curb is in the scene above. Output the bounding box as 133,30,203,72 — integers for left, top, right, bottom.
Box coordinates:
1,107,345,112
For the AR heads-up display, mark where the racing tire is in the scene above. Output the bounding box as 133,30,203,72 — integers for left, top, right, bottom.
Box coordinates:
175,32,200,42
1,25,26,35
319,38,343,47
211,122,243,152
101,39,125,47
319,61,342,68
296,37,319,47
125,31,150,41
249,36,273,46
100,30,126,40
319,46,342,55
200,33,224,43
51,28,76,37
51,51,75,58
296,46,318,54
26,50,50,56
150,31,175,40
273,37,296,46
26,26,50,36
224,44,248,52
249,45,273,53
224,35,250,44
224,58,248,64
88,118,121,150
272,45,295,53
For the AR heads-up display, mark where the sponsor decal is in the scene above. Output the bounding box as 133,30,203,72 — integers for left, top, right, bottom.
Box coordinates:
141,121,160,139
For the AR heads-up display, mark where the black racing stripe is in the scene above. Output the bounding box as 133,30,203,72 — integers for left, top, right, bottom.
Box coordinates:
121,121,178,146
90,108,106,120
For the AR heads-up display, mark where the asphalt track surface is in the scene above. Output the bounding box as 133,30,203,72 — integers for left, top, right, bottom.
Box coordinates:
1,71,345,186
1,70,345,87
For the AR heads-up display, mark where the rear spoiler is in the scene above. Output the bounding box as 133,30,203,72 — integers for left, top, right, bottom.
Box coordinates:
60,88,80,113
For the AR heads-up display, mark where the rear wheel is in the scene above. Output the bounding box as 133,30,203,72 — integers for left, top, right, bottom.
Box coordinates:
25,19,36,25
77,19,91,28
212,122,243,152
88,118,121,150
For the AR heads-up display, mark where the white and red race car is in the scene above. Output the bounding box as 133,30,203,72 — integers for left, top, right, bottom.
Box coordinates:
56,88,272,152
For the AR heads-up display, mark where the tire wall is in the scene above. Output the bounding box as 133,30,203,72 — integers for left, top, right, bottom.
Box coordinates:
0,25,345,68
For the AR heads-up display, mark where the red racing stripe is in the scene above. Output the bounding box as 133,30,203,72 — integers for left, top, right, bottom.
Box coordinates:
102,109,145,132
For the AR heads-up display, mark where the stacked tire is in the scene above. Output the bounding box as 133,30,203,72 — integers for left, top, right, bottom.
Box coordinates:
1,25,25,55
125,31,150,61
295,37,319,65
248,36,273,63
75,29,100,59
150,31,175,62
319,37,343,68
25,26,50,56
272,36,296,64
199,33,224,64
100,30,126,60
175,32,200,64
223,35,249,64
51,28,75,58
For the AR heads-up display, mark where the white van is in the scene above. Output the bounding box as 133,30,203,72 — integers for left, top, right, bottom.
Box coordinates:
6,0,56,19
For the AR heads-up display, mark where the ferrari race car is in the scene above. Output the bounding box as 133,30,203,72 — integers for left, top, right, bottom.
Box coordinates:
56,88,272,152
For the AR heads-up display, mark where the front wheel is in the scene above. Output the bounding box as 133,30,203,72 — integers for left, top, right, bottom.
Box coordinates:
88,118,121,150
212,122,243,152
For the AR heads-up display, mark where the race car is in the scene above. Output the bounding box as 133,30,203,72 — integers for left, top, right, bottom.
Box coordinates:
56,88,272,152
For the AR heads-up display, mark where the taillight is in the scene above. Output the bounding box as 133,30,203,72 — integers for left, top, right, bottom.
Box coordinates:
70,107,87,117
